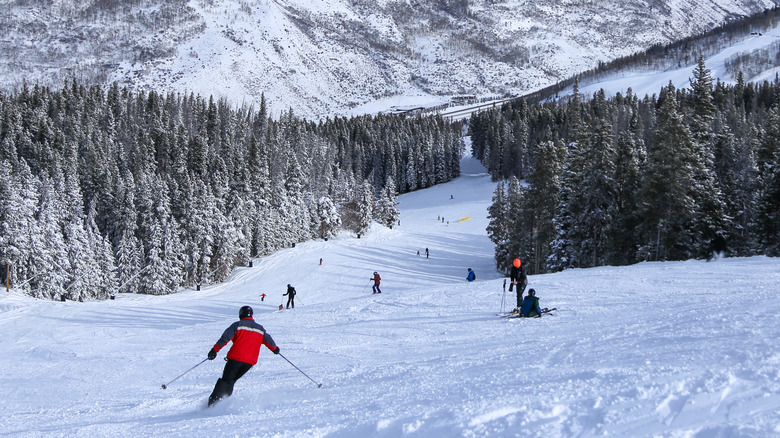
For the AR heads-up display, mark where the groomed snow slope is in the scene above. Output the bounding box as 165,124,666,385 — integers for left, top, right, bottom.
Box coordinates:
0,152,778,437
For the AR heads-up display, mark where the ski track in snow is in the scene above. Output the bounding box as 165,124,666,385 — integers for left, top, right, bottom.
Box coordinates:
1,150,779,437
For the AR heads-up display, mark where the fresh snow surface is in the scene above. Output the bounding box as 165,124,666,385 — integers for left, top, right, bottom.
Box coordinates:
576,22,780,100
1,149,779,437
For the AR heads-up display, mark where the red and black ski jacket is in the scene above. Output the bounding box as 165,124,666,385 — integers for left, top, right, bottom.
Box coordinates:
212,317,277,366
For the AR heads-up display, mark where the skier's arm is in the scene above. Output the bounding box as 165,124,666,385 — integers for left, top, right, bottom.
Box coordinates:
262,332,279,354
213,322,239,352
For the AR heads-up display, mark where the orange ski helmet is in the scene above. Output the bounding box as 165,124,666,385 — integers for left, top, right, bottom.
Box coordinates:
513,258,521,268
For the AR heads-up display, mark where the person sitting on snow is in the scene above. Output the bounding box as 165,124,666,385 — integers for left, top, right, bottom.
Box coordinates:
519,288,542,317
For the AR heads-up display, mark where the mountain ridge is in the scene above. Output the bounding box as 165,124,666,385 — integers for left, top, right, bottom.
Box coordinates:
2,0,777,119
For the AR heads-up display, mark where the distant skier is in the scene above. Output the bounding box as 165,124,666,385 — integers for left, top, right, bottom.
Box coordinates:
509,258,527,309
519,289,542,317
260,293,266,302
425,247,429,258
371,272,382,294
319,258,323,265
206,306,279,407
284,284,296,309
466,268,475,282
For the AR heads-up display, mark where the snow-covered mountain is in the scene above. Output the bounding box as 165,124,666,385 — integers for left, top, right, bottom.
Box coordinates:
1,0,777,120
1,144,778,437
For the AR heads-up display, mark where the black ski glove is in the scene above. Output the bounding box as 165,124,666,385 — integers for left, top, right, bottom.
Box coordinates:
272,346,280,355
208,348,217,360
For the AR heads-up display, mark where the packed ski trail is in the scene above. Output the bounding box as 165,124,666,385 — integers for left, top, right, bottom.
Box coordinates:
1,151,778,437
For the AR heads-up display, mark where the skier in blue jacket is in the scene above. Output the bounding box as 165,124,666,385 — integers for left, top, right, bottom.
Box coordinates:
519,289,541,317
466,268,475,282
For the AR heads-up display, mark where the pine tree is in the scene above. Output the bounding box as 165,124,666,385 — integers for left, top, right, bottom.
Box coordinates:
0,160,37,289
639,84,698,261
688,58,727,258
612,99,646,264
713,114,759,255
316,196,342,239
502,176,526,273
549,96,590,270
757,106,780,255
138,176,183,295
486,181,509,268
579,90,619,267
29,175,69,299
375,176,400,229
523,140,565,274
356,180,374,236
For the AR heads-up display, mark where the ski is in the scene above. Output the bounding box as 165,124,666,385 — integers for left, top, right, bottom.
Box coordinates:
498,307,556,318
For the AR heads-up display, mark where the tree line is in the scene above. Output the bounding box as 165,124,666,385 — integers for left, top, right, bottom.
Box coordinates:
0,80,463,300
474,58,779,275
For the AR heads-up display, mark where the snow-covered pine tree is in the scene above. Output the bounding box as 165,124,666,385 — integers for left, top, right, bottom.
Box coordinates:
316,195,342,239
0,160,36,290
356,180,374,236
578,89,619,267
639,84,699,261
502,176,527,273
548,87,590,270
756,105,780,255
138,176,183,295
85,199,118,299
688,57,728,258
282,152,313,243
375,176,400,229
29,174,69,299
487,180,509,267
523,139,565,274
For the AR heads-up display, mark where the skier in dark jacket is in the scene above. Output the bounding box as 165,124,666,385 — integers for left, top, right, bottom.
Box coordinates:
509,258,527,309
284,284,296,309
466,268,476,282
519,289,541,317
207,306,279,406
371,272,382,294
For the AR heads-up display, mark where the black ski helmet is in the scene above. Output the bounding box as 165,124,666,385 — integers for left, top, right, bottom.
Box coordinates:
528,288,536,296
239,305,253,319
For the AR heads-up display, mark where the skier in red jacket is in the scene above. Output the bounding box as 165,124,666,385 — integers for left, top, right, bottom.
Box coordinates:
207,305,279,406
371,272,382,294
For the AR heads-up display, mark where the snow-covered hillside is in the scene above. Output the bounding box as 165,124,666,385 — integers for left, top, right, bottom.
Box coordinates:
575,18,780,99
1,149,778,437
1,0,777,119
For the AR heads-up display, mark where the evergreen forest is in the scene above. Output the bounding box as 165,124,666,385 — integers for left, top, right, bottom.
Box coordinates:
474,59,780,275
0,81,463,300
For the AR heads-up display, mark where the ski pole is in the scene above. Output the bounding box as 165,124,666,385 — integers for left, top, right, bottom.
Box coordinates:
161,358,208,389
360,279,372,294
500,279,507,313
279,353,323,388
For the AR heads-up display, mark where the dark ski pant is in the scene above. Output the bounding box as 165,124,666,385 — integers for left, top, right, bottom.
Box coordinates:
208,359,253,406
372,284,381,294
514,279,527,308
286,296,294,308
